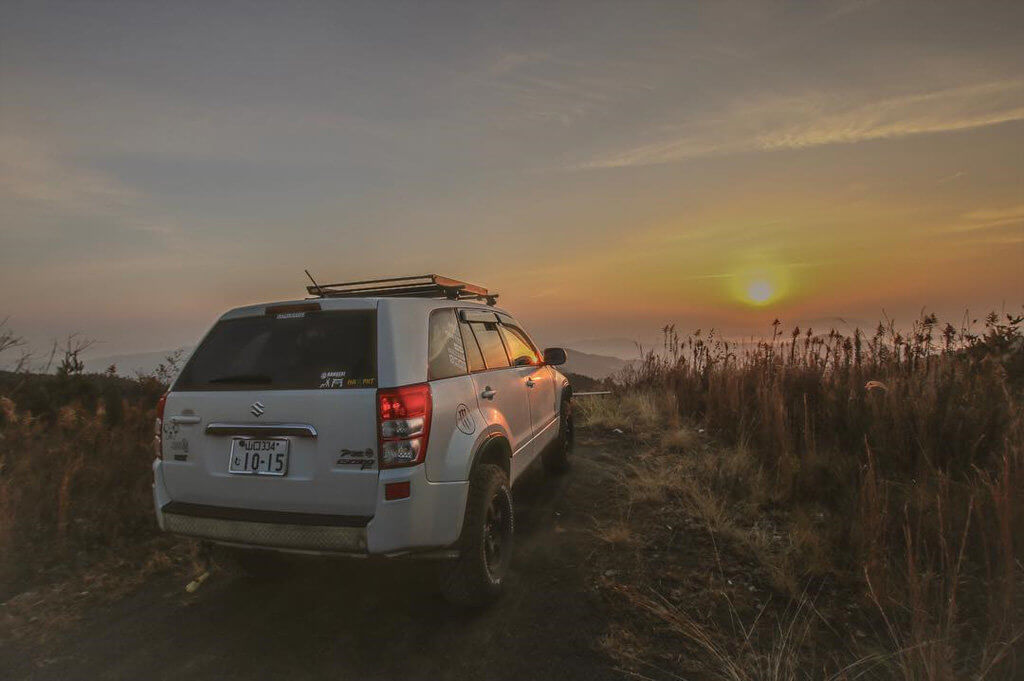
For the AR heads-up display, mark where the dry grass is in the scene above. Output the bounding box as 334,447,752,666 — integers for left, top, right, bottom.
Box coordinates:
577,390,672,438
616,586,825,681
587,311,1024,681
0,394,161,595
0,343,176,600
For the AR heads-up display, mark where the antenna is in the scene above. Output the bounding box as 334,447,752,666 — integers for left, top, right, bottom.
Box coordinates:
304,269,324,297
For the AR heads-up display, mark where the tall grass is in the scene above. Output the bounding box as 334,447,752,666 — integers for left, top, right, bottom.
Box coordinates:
0,356,171,597
592,311,1023,680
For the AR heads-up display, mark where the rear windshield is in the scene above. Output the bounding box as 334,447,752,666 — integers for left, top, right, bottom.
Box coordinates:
174,310,376,391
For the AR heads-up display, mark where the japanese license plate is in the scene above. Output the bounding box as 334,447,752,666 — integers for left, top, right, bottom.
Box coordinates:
228,438,289,476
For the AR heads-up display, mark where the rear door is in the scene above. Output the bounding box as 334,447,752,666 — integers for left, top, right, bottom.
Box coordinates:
460,311,533,458
159,303,381,517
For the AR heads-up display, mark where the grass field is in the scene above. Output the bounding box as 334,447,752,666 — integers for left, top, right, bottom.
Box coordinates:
1,312,1021,679
581,311,1023,680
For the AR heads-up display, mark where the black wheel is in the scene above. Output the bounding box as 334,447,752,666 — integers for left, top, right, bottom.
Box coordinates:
543,398,574,474
222,547,290,581
439,463,514,607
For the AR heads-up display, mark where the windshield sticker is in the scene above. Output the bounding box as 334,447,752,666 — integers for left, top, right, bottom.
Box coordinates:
275,312,306,319
344,377,376,387
445,315,467,371
449,335,467,371
320,370,346,389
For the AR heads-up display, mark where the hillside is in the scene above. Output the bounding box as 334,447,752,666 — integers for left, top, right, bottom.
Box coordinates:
84,346,630,381
560,349,632,380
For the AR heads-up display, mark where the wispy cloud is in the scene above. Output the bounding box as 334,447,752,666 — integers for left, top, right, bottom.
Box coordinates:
0,135,180,244
0,135,135,209
950,202,1024,242
822,0,883,23
939,204,1024,246
577,80,1024,169
961,204,1024,224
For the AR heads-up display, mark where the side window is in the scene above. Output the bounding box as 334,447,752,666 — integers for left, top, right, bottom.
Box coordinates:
427,309,468,380
499,325,540,366
469,321,511,370
459,319,486,372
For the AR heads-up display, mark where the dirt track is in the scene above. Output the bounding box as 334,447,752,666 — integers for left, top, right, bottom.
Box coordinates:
1,439,627,681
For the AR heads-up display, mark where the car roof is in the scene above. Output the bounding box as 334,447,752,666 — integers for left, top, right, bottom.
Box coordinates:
219,296,512,321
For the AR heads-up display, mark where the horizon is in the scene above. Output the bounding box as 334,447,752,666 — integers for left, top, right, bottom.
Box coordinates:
2,1,1023,359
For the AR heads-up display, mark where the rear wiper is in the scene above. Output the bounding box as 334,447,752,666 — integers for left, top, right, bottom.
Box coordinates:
208,374,273,385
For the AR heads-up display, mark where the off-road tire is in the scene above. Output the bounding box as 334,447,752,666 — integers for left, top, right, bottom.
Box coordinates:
439,463,514,607
222,547,290,581
543,398,574,474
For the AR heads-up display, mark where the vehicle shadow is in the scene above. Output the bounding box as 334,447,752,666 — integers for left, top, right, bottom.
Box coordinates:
9,455,614,681
141,461,586,680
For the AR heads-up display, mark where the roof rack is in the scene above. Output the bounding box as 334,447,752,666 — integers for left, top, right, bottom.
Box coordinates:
306,274,498,305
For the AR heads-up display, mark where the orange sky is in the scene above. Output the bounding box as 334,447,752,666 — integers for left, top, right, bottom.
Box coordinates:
1,2,1022,357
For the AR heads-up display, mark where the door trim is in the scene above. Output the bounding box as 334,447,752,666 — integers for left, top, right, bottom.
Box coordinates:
204,422,318,438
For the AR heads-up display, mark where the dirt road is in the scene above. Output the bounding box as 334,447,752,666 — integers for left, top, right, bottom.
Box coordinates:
2,439,626,681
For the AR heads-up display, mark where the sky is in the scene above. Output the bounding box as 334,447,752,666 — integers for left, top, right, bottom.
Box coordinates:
2,0,1023,359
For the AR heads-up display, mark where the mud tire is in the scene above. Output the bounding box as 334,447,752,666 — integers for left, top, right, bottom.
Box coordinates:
439,464,514,607
543,398,574,474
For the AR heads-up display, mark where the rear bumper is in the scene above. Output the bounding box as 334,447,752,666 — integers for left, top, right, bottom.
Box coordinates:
163,511,368,552
152,460,469,556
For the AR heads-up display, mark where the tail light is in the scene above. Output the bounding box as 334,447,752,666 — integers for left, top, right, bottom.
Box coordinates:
154,392,168,460
377,383,431,469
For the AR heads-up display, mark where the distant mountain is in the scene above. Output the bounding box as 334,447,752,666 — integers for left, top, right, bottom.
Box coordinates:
560,349,632,380
83,348,193,377
83,345,629,381
560,337,645,360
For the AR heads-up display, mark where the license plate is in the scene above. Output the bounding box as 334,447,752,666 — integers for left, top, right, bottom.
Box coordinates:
228,438,289,476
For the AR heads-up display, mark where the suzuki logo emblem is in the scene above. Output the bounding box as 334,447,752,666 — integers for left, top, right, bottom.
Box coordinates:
250,401,265,417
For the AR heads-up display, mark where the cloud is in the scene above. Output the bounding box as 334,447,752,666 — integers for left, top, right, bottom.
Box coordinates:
577,80,1024,169
822,0,883,23
0,135,135,209
0,134,182,249
961,204,1024,223
938,204,1024,246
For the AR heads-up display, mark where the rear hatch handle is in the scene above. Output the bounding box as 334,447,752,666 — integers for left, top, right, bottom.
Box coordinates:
204,423,318,438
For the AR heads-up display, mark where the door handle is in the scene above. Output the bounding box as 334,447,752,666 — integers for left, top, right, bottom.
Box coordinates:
481,387,497,400
170,415,201,425
526,378,536,388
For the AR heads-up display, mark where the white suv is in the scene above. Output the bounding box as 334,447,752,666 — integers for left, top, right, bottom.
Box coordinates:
152,275,573,605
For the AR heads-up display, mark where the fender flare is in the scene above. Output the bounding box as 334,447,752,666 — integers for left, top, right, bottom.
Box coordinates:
467,426,512,479
557,377,572,405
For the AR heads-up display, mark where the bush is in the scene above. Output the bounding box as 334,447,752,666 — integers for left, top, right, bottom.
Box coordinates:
0,342,178,598
599,311,1024,680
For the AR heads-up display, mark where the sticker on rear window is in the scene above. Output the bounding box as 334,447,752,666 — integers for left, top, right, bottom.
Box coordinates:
320,370,346,389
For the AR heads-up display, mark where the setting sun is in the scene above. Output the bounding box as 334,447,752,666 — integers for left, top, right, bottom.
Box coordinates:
746,279,775,305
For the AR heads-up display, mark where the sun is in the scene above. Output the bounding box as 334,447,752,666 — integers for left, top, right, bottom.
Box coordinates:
746,278,774,305
727,262,790,307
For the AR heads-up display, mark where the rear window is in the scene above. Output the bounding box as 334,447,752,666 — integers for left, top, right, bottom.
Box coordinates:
428,309,468,380
174,310,376,391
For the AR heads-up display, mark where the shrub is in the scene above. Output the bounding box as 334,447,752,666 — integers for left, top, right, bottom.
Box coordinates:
601,311,1024,680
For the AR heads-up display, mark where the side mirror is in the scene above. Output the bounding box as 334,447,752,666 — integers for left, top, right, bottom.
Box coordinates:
543,347,567,366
